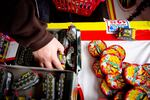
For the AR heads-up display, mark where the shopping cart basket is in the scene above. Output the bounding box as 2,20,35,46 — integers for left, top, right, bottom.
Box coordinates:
52,0,105,16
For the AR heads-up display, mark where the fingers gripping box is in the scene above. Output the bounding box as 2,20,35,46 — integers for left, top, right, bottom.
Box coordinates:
0,25,81,100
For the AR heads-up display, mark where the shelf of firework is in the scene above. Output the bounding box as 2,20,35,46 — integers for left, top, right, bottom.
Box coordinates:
0,25,81,74
0,64,76,100
0,25,81,100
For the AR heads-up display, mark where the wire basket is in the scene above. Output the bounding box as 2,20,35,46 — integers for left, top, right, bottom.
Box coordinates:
52,0,105,16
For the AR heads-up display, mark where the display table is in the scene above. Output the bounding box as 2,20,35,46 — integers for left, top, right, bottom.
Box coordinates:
48,21,150,100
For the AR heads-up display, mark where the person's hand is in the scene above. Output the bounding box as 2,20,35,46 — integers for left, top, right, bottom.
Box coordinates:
32,38,64,70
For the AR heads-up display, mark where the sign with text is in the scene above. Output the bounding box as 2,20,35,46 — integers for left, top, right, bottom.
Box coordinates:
104,19,130,34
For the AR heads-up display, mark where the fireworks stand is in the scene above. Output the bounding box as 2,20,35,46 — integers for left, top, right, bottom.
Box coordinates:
48,20,150,100
0,0,150,99
1,20,149,100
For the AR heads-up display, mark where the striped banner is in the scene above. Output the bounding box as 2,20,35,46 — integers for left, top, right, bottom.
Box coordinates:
47,21,150,40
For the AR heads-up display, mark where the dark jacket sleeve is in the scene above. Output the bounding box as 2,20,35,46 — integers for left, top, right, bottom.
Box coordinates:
0,0,53,51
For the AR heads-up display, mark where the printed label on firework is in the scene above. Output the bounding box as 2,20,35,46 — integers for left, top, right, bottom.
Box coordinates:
104,19,130,34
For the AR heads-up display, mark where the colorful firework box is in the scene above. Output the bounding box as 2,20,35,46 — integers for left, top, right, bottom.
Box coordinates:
0,25,81,100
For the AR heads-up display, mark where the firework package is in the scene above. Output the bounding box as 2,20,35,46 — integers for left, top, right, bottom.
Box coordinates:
2,25,81,73
0,33,19,63
104,19,136,40
0,65,75,100
0,25,81,100
88,40,150,99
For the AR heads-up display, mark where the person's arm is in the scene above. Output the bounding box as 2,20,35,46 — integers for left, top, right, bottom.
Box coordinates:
0,0,53,51
0,0,64,69
10,0,54,51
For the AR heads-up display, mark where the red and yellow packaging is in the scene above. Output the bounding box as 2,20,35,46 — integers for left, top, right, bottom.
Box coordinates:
108,45,126,61
92,60,104,78
99,80,117,96
88,40,107,57
124,64,147,86
101,48,120,59
105,74,125,89
125,88,149,100
100,54,122,75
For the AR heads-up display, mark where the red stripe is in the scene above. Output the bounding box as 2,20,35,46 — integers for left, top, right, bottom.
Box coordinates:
136,30,150,40
81,30,150,40
5,57,16,61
